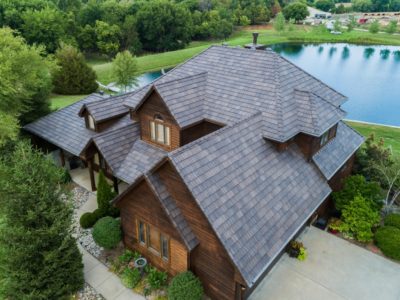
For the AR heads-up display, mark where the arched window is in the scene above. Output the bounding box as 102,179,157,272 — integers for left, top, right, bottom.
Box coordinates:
150,114,170,146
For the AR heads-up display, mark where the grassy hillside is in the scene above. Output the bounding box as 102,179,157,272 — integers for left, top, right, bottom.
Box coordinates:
346,121,400,156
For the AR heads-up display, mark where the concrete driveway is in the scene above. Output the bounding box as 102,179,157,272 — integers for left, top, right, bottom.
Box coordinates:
249,226,400,300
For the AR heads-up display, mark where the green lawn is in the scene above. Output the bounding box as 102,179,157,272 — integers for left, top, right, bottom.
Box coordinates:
89,26,400,85
50,94,88,110
347,121,400,156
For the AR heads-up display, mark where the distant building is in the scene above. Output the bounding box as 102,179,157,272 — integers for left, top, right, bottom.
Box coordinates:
308,6,332,19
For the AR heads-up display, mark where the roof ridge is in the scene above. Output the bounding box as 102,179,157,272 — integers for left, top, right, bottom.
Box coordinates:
273,54,285,140
278,54,347,105
307,91,321,134
154,71,208,87
310,91,346,114
170,112,262,158
339,120,365,139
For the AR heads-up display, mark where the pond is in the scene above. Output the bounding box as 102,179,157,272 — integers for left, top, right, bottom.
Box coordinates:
271,43,400,127
138,43,400,127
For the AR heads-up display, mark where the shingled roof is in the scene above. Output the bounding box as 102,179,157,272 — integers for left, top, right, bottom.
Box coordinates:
78,93,130,122
313,122,364,180
146,173,199,250
24,93,109,156
90,123,140,172
169,113,332,286
124,46,347,141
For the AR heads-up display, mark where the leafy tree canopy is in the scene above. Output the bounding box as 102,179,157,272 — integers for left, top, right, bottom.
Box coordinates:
112,50,138,92
282,2,309,22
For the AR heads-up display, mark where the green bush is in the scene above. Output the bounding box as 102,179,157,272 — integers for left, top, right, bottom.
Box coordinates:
332,175,382,211
60,168,71,183
92,217,121,249
97,171,119,217
168,271,203,300
384,214,400,229
79,208,104,229
369,20,380,34
147,267,167,290
121,267,141,288
338,195,380,242
375,226,400,261
118,249,136,264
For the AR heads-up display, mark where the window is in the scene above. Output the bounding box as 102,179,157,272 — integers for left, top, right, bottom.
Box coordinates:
93,153,100,165
87,114,95,130
320,130,329,146
138,221,146,244
150,115,171,146
161,235,169,260
137,219,170,261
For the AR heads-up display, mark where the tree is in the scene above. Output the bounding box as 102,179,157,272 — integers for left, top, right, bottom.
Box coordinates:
136,0,193,51
0,28,52,131
369,20,380,33
52,44,98,94
352,0,373,12
354,133,393,183
347,15,357,32
97,170,117,215
274,12,285,31
121,15,142,54
333,18,342,32
0,112,19,146
112,51,138,92
95,20,121,57
282,2,309,23
338,195,380,242
332,175,383,211
370,157,400,214
385,20,398,34
315,0,334,12
21,7,67,53
0,141,84,299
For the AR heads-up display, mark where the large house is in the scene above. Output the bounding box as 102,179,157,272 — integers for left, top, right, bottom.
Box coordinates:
25,45,364,299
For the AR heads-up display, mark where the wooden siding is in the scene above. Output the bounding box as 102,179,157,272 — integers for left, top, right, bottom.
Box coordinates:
116,180,188,275
328,153,355,191
137,90,180,151
157,162,246,300
180,121,222,146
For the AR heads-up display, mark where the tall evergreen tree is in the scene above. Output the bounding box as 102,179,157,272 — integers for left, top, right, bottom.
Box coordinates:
0,142,84,299
52,43,98,94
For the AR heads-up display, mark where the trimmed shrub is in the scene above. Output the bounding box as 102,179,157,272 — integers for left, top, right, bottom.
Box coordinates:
168,271,203,300
147,267,167,290
79,208,104,229
338,195,380,242
384,214,400,230
121,267,141,288
92,217,121,249
375,226,400,261
97,171,119,217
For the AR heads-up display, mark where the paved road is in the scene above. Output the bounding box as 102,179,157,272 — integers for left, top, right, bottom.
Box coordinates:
250,226,400,300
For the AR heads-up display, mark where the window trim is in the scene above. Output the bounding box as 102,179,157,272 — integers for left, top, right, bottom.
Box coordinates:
150,115,171,146
136,219,170,261
87,114,95,130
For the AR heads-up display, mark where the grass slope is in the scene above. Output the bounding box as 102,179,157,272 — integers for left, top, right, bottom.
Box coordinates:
347,121,400,156
50,94,87,110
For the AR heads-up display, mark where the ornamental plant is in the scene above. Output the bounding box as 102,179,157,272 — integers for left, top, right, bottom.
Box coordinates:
375,226,400,261
121,267,141,288
147,267,168,290
338,195,380,242
168,271,203,300
92,217,122,249
384,214,400,229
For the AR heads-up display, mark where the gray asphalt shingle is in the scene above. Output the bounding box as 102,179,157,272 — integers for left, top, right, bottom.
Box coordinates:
313,122,364,180
169,113,332,286
24,93,109,156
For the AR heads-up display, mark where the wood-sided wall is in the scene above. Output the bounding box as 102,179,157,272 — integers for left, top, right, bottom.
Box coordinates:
328,153,356,191
136,90,180,151
157,162,246,300
116,180,189,275
180,121,223,146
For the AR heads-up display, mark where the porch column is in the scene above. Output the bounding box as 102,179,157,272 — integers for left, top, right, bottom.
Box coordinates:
113,177,119,194
59,149,65,167
88,159,96,191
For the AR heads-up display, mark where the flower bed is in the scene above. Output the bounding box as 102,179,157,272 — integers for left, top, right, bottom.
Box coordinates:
109,249,168,299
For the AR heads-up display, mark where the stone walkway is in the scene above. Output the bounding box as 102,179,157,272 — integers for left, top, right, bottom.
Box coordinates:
72,181,145,300
79,245,145,300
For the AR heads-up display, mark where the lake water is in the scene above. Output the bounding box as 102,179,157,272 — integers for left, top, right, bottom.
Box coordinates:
271,43,400,127
139,44,400,127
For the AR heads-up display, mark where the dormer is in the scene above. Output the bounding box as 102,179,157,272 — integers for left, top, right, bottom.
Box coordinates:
78,96,130,132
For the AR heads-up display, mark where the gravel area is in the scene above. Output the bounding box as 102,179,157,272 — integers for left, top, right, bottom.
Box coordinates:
76,283,105,300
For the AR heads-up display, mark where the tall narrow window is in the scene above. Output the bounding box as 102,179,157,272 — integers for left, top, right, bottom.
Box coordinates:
161,235,169,260
138,221,146,244
147,224,161,253
320,130,329,146
149,114,171,146
88,114,95,130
